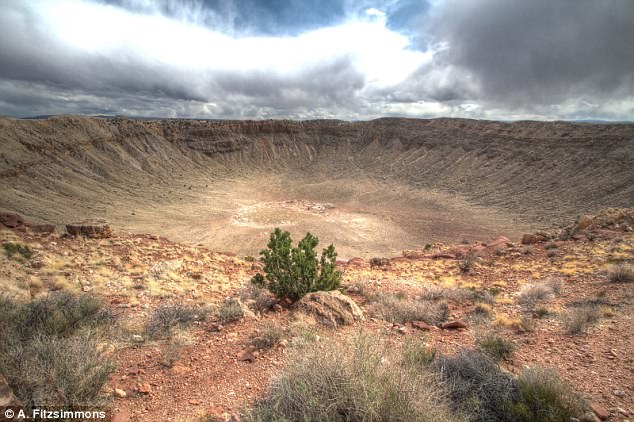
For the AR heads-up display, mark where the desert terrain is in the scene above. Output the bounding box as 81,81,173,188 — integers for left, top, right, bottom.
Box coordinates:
1,116,633,422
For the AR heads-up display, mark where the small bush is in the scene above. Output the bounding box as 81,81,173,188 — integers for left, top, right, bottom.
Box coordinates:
563,304,600,335
251,321,285,350
478,333,516,361
218,300,244,323
248,332,460,422
607,264,634,283
534,307,550,319
509,367,586,422
369,257,390,268
160,337,183,368
433,350,518,422
3,242,32,259
0,293,115,410
251,228,341,301
518,283,554,306
238,284,277,312
459,253,478,273
146,304,206,339
369,293,448,325
420,285,493,304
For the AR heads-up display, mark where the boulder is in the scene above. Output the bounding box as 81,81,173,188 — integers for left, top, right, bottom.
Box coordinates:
521,234,539,245
28,223,55,234
0,373,20,407
66,219,112,238
0,212,25,229
296,290,364,328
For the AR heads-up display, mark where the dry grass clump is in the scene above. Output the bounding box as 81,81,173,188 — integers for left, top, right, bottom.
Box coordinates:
563,304,601,335
250,321,285,350
420,285,493,304
218,300,244,323
238,284,277,312
0,292,116,410
248,332,460,422
369,292,449,325
607,264,634,283
146,304,207,339
518,278,562,306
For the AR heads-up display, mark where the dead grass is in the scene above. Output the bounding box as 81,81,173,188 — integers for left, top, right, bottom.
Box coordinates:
368,292,449,325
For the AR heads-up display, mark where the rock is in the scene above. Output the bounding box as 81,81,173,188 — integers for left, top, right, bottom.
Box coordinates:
0,212,25,228
521,234,539,245
412,321,433,331
114,388,127,398
169,365,191,375
66,219,112,238
440,321,467,330
111,407,131,422
295,290,364,328
137,382,152,395
590,403,610,420
0,373,20,407
189,399,201,405
150,259,183,275
131,334,144,343
237,345,256,362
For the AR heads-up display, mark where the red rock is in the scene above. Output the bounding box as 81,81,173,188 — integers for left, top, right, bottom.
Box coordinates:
488,236,511,247
189,399,201,405
430,253,457,260
346,257,366,266
237,346,256,362
590,403,609,420
412,321,433,331
111,407,131,422
440,321,467,330
521,234,539,245
0,212,25,228
66,219,112,238
137,382,152,394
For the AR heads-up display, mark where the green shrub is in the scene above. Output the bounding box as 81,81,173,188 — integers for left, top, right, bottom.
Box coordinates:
0,293,115,410
402,335,436,368
248,332,460,422
478,333,516,361
3,242,32,259
509,367,586,422
251,228,341,301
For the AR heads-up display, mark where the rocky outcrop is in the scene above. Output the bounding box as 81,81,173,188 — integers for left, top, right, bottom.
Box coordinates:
295,290,364,328
66,219,112,238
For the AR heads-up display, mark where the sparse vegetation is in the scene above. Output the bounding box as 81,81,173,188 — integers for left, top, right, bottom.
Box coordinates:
146,304,207,339
0,292,116,410
433,350,585,422
478,332,516,361
218,300,244,323
250,321,285,350
607,264,634,283
509,367,586,422
3,242,32,259
239,284,277,312
563,303,601,335
459,253,478,273
369,292,449,325
248,332,460,422
251,228,341,301
402,335,436,368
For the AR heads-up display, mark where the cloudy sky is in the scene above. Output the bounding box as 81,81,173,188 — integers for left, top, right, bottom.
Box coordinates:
0,0,633,120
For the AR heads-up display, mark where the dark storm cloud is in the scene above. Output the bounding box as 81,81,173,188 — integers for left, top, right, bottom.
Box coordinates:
426,0,634,109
